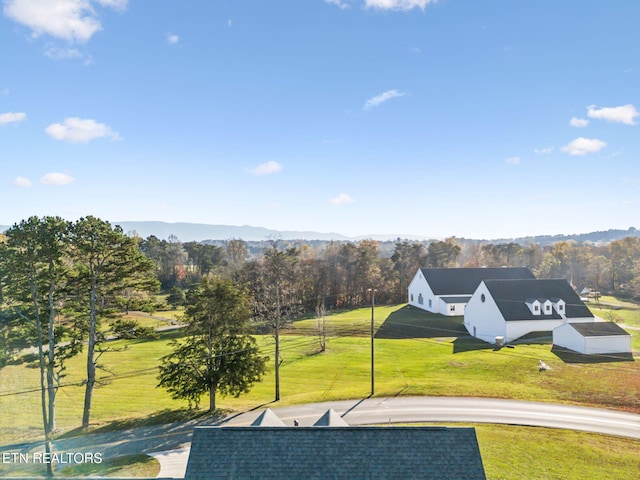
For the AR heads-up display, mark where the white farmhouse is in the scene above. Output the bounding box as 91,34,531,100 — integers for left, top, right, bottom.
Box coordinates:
407,267,534,316
464,278,594,344
553,322,632,355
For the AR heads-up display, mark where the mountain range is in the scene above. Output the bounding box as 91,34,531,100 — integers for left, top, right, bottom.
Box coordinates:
1,221,638,246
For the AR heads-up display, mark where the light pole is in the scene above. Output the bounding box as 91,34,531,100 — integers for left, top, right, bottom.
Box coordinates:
368,288,377,396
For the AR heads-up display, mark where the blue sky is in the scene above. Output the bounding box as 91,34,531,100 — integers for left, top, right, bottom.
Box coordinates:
1,0,639,239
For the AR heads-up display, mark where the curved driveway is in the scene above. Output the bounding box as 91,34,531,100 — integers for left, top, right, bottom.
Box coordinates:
221,396,640,439
153,397,639,477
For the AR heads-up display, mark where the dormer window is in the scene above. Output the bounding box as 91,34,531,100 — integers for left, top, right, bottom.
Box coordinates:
526,298,541,315
550,298,566,315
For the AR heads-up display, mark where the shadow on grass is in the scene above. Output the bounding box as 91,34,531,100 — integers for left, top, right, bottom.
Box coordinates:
551,346,635,364
451,337,496,354
57,408,224,441
375,305,466,339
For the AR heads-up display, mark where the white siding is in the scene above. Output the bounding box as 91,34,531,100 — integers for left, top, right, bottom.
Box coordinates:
584,336,631,354
554,323,632,354
407,271,437,313
506,317,593,344
464,282,505,343
552,323,585,352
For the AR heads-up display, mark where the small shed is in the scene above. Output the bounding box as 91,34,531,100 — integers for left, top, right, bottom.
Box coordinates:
553,322,632,355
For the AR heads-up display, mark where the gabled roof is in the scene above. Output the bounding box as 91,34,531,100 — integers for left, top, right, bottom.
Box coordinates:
251,408,286,426
569,322,630,337
483,279,593,322
419,267,535,296
186,426,486,480
313,408,349,426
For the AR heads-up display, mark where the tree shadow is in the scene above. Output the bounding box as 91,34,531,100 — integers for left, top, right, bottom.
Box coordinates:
375,305,466,339
551,346,635,364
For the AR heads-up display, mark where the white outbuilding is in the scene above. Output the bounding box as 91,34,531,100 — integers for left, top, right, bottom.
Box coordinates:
553,322,632,355
407,267,535,316
464,278,594,344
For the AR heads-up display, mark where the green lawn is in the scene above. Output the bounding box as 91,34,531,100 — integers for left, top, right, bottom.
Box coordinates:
1,303,638,448
0,453,160,478
472,424,640,480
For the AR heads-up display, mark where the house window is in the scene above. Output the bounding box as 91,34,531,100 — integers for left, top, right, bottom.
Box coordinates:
418,293,423,305
410,294,414,302
428,299,432,308
450,305,455,312
534,305,539,312
480,294,486,303
545,306,551,313
559,304,564,311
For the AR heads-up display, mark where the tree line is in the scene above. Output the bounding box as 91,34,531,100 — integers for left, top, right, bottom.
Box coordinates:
2,216,640,470
140,234,640,311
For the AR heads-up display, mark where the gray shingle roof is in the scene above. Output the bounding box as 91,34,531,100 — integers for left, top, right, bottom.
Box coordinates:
185,426,486,480
420,267,534,296
484,279,593,321
440,296,472,304
569,322,630,337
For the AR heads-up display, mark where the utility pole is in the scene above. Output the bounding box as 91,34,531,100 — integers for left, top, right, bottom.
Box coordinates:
368,288,376,396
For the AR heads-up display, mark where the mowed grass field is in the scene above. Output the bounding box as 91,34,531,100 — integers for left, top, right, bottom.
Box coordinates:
1,303,638,446
1,302,639,478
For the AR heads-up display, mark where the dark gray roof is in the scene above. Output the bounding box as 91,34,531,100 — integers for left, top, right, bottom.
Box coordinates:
484,279,594,322
441,296,472,304
569,322,630,337
186,426,486,480
420,267,534,296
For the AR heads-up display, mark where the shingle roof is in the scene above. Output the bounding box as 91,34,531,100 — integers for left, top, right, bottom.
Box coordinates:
441,296,472,304
420,267,534,296
185,426,486,480
569,322,630,337
313,408,349,426
484,279,593,322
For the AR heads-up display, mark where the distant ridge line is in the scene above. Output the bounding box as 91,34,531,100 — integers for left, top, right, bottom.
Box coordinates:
1,221,638,246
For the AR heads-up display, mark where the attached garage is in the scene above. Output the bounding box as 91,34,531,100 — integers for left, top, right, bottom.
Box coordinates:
553,322,632,355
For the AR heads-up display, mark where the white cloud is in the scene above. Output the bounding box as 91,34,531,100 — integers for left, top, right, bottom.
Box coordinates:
45,117,120,143
13,176,32,187
3,0,127,43
364,0,435,10
570,117,589,128
534,146,554,155
94,0,127,9
561,137,606,156
325,0,350,9
0,112,26,125
246,161,283,176
587,104,639,125
505,156,521,165
166,33,179,44
44,44,83,60
227,19,233,27
329,193,355,206
363,89,406,110
41,172,75,185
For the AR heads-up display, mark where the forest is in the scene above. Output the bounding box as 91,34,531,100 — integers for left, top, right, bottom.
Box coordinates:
140,233,640,313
